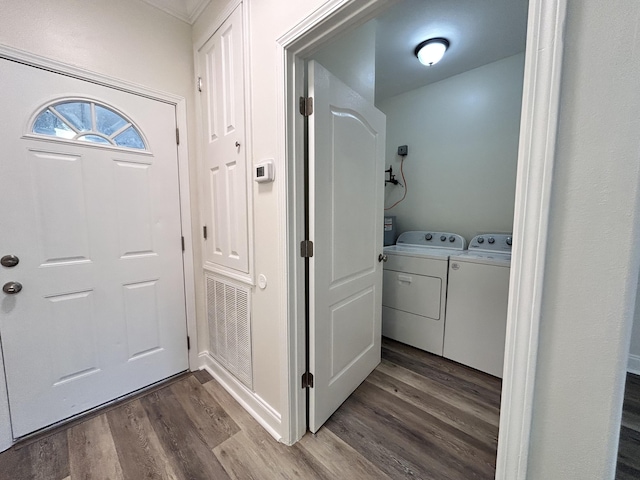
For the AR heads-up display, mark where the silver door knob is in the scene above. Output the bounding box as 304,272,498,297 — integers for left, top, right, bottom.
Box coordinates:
378,254,388,263
3,282,22,294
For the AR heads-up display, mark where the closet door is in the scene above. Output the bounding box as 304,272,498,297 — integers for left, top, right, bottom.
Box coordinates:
197,4,249,274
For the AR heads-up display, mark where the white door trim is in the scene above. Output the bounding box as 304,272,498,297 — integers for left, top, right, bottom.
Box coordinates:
276,3,566,480
0,43,198,451
496,0,566,477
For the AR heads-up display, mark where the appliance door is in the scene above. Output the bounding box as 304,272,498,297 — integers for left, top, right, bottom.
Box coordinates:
443,259,510,377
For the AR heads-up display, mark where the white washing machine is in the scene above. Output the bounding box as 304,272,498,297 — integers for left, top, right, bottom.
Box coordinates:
382,231,466,356
443,233,512,378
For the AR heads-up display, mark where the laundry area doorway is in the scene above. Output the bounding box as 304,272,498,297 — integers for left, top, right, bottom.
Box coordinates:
281,0,565,476
300,0,527,431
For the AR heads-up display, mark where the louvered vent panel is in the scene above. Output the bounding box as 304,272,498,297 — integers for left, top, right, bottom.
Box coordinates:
206,275,253,389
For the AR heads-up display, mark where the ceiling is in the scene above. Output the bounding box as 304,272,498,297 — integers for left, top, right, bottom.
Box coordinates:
141,0,210,24
141,0,528,98
373,0,529,100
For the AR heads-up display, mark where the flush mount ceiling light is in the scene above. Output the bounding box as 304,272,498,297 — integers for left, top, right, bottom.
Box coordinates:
415,38,450,66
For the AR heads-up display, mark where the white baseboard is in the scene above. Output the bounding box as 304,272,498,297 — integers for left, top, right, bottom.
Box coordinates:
199,351,283,442
628,354,640,376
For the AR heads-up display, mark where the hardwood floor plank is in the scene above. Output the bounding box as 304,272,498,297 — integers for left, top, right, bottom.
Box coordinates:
617,425,640,470
618,373,640,478
214,424,333,480
141,387,231,480
213,430,275,480
106,399,178,480
366,368,498,451
382,338,502,393
621,373,640,431
202,377,258,430
0,430,69,480
382,347,501,411
297,427,391,480
192,369,213,385
377,359,500,427
353,381,495,478
169,375,240,449
67,414,124,480
327,399,450,480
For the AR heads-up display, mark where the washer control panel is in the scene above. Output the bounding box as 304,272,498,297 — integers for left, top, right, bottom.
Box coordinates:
396,231,466,250
468,233,512,253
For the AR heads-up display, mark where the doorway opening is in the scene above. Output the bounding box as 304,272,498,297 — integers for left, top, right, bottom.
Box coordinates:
279,0,565,477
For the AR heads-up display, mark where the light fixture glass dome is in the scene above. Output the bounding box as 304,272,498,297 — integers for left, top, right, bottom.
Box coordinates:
415,38,450,66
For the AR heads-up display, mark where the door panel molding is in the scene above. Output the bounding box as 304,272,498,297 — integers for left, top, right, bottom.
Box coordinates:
0,44,197,451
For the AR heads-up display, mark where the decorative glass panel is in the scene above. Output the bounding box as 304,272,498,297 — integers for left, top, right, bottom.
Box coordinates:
95,105,128,136
33,110,75,138
77,134,111,145
54,102,92,132
31,100,147,151
114,127,145,149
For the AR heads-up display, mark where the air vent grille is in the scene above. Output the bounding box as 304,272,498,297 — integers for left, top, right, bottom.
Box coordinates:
206,275,252,388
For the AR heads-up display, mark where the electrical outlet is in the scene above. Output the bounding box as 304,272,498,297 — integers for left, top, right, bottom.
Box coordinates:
398,145,408,156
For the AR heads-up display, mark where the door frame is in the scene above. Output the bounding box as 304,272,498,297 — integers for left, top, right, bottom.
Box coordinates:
276,1,566,479
0,44,198,450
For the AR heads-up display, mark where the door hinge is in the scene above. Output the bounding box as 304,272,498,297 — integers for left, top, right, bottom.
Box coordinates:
176,128,180,145
197,76,203,92
181,236,185,252
301,372,314,389
299,96,313,116
203,226,208,240
300,240,314,258
187,336,191,350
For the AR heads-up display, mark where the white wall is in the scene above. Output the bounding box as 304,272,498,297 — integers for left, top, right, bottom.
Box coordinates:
312,20,376,104
0,0,196,450
378,53,525,242
194,0,328,428
526,0,640,477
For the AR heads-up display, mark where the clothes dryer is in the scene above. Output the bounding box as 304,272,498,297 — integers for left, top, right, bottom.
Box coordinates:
443,233,512,377
382,231,466,355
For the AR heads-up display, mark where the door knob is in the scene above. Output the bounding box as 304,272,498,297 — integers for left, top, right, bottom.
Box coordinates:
1,255,19,267
3,282,22,294
378,254,388,263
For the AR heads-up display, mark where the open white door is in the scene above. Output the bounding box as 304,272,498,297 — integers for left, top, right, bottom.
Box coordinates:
308,61,386,432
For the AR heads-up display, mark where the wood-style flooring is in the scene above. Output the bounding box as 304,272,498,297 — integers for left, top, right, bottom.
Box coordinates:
617,372,640,480
0,337,502,479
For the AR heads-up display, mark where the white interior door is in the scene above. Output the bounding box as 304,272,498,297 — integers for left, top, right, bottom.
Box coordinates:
0,59,188,438
308,60,386,432
198,4,250,274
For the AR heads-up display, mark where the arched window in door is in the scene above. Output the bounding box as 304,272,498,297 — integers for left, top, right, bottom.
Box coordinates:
32,100,147,150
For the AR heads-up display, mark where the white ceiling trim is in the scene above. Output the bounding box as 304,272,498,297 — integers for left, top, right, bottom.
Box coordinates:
141,0,211,25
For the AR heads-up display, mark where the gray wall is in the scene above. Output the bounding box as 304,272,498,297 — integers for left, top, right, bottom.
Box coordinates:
526,0,640,477
378,53,525,242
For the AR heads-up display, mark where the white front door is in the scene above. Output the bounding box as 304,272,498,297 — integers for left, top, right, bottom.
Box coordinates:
0,59,188,438
308,61,386,432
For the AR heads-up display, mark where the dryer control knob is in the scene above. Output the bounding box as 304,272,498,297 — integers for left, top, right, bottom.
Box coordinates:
477,237,485,244
449,235,455,242
425,233,433,241
488,237,495,244
440,235,447,242
506,237,512,246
